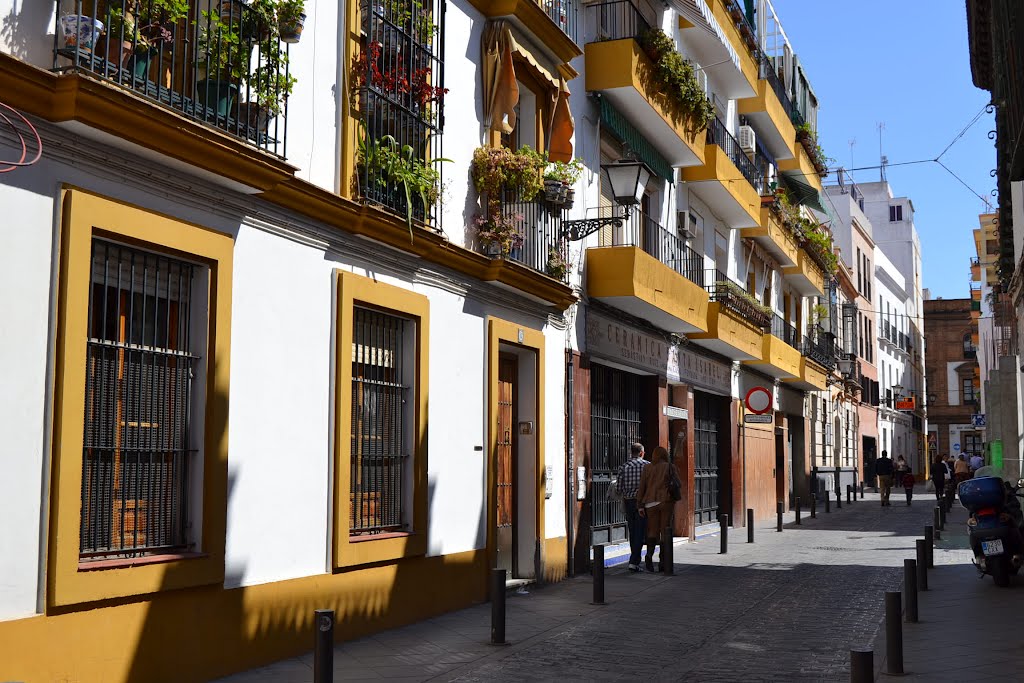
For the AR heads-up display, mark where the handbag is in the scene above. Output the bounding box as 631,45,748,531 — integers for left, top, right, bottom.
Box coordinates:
607,477,623,502
666,465,681,502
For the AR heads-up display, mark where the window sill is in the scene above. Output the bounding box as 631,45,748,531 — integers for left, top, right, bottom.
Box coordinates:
349,531,412,544
78,551,208,572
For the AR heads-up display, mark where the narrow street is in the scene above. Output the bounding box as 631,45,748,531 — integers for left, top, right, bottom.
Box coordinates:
221,491,986,682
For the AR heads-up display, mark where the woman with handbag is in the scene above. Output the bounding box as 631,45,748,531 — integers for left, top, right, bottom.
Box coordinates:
637,446,678,572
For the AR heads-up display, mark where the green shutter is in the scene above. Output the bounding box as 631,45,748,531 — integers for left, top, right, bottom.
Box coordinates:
598,97,674,181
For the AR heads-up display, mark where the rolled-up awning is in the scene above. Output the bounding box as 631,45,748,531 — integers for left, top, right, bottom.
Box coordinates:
780,169,827,213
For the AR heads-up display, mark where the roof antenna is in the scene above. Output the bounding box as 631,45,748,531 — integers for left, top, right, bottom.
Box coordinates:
877,122,887,182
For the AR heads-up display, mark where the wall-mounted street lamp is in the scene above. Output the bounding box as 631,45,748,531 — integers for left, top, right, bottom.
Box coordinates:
561,159,654,241
836,355,855,377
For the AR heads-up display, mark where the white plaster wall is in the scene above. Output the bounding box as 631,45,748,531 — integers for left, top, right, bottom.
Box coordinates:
0,173,54,621
0,1,57,68
543,322,567,539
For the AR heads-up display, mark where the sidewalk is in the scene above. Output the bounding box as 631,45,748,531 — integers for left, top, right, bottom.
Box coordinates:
874,501,1024,681
217,489,967,682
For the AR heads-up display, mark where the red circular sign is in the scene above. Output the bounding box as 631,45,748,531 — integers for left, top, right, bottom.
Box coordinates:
745,386,773,415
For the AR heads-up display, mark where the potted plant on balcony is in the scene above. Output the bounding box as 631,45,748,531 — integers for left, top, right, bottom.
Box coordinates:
546,244,570,280
544,158,583,207
639,27,674,63
278,0,306,43
473,211,524,258
471,145,546,212
106,0,190,81
242,46,296,132
197,12,246,117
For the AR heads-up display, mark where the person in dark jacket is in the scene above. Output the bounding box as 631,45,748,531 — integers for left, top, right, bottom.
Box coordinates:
931,454,947,507
875,451,894,507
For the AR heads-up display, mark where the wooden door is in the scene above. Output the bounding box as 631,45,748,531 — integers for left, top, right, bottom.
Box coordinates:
496,356,518,575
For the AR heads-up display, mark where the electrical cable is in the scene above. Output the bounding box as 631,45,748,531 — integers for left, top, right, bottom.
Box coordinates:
0,101,42,173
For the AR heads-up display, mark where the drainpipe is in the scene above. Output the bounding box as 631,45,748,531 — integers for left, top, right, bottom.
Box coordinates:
566,349,576,577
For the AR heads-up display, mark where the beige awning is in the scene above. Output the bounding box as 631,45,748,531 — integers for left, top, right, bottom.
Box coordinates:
482,21,519,134
547,78,574,163
507,32,560,90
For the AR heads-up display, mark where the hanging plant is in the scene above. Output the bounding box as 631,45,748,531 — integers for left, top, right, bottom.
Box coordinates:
638,28,714,135
546,245,570,280
473,211,524,257
471,146,546,206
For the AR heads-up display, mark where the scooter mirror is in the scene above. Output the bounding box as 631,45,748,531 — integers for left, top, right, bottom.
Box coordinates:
1018,478,1024,489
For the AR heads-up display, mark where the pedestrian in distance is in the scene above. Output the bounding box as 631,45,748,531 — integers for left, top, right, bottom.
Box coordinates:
970,452,984,472
895,455,909,488
954,453,971,487
931,454,947,507
616,442,649,573
903,469,916,506
637,446,675,573
876,450,894,506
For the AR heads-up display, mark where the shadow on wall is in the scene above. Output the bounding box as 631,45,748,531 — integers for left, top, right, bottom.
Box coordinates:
2,0,55,67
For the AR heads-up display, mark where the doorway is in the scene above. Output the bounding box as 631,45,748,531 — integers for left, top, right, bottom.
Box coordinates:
694,392,725,525
863,436,877,488
496,355,518,575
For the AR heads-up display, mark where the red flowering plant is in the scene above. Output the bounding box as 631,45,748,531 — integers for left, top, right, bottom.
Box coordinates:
352,40,448,122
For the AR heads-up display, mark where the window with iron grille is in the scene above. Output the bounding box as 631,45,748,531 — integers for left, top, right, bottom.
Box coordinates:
81,240,199,560
350,307,411,534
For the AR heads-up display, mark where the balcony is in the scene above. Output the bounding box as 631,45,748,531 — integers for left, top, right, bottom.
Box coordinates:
744,313,801,379
737,54,797,161
801,329,837,371
681,117,761,228
586,212,709,334
742,203,799,267
584,1,705,168
970,257,981,281
778,144,824,195
782,248,825,297
480,189,568,282
783,357,828,392
53,0,291,156
688,270,767,361
466,0,581,62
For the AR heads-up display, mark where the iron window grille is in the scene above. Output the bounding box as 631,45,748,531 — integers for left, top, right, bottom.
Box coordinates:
350,306,410,534
590,364,642,534
355,0,446,227
53,0,290,156
81,240,199,560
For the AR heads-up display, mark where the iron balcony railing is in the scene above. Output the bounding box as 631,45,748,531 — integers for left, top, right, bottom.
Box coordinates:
707,117,763,195
803,328,837,370
771,313,800,348
585,0,650,43
54,0,290,156
758,52,796,126
356,0,446,226
704,269,771,329
592,207,704,286
540,0,579,43
498,189,568,281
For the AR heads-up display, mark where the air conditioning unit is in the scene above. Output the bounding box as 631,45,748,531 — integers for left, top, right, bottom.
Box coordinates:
677,212,695,239
738,125,756,156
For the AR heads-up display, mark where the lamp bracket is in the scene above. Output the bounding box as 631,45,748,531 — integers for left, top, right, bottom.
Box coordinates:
561,208,632,241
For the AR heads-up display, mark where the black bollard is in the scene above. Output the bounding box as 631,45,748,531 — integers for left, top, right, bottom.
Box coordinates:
795,497,801,525
904,559,918,623
916,540,929,591
747,508,754,543
837,490,842,509
777,501,783,532
661,526,674,575
860,481,865,497
825,494,831,514
934,507,943,538
850,649,874,683
491,568,507,643
811,495,817,518
592,546,605,605
314,609,334,683
720,514,729,554
925,526,934,568
847,484,852,504
939,503,947,528
885,591,904,675
854,481,859,501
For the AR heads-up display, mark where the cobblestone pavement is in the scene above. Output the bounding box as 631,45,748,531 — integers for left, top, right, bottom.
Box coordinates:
220,490,966,683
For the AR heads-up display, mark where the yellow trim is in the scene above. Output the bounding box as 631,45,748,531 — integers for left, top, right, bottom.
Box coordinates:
744,334,801,378
334,271,430,568
783,357,828,391
778,146,825,194
486,318,546,571
742,206,799,267
542,536,568,583
782,250,826,297
737,79,798,159
49,188,233,608
584,38,707,161
681,143,761,226
586,246,710,332
0,549,486,683
466,0,583,63
689,302,764,360
709,0,758,91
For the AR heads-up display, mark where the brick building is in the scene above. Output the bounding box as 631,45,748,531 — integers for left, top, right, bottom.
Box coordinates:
923,298,981,459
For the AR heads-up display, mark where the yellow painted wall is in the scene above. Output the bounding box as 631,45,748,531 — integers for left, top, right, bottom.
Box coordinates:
690,303,764,360
747,335,801,378
738,80,797,158
680,145,761,226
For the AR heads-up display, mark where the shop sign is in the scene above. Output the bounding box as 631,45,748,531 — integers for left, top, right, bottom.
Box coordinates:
585,312,731,394
895,396,916,411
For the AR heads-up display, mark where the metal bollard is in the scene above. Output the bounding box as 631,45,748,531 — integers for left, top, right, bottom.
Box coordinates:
939,503,947,528
661,526,674,575
314,609,334,683
850,649,873,683
916,540,929,591
825,494,831,514
491,568,507,643
777,501,783,532
747,508,754,543
934,507,943,538
904,559,918,623
795,497,801,525
847,485,852,504
811,496,817,518
854,481,859,501
592,546,605,605
860,481,865,497
925,526,935,568
885,591,904,675
837,490,842,509
720,514,729,554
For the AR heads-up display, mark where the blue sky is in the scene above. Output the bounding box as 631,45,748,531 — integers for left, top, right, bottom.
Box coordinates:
777,0,995,300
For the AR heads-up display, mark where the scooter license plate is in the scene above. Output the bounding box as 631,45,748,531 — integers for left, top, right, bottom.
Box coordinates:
982,539,1004,556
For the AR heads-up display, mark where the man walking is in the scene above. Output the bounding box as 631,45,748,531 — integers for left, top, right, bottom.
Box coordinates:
876,451,894,506
616,442,649,572
970,452,984,472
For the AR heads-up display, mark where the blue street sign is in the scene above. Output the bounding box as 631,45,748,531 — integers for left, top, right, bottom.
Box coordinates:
953,443,961,451
972,413,987,428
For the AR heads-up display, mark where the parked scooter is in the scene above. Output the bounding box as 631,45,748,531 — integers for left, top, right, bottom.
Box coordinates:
960,472,1024,587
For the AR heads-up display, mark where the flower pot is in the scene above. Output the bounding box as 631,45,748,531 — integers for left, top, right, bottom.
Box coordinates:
197,79,239,118
543,179,563,203
128,47,154,81
240,102,272,132
563,188,575,210
279,13,306,43
219,0,244,25
60,15,104,52
482,241,502,257
100,35,134,68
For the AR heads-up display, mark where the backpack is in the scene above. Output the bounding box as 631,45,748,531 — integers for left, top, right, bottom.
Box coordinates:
666,464,681,502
